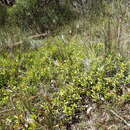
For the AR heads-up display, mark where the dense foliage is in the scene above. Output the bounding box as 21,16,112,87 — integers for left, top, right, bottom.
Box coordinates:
0,0,130,129
0,38,129,129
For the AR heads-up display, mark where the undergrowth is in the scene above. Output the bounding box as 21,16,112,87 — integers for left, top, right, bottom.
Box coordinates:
0,0,130,129
0,37,129,129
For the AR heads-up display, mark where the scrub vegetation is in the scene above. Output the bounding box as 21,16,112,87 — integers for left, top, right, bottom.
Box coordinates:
0,0,130,129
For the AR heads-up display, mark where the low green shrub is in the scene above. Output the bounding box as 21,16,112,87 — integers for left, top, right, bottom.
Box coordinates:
0,38,129,129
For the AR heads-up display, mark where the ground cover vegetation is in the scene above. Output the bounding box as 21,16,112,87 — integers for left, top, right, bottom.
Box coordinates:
0,0,130,129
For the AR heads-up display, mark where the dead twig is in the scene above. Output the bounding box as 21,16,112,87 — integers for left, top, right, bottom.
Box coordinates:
4,32,50,50
28,32,50,39
110,110,130,127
